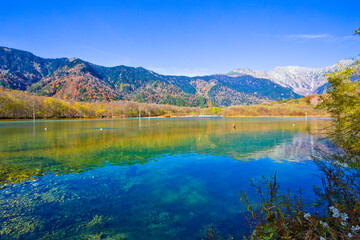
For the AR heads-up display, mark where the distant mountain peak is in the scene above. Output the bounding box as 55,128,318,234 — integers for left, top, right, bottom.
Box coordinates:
228,59,356,96
228,68,267,79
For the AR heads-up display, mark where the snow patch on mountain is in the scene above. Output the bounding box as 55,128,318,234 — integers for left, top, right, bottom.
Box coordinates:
229,59,354,96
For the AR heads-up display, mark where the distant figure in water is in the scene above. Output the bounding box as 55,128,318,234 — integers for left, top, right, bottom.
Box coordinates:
233,123,236,129
100,128,103,131
44,128,48,131
291,123,295,127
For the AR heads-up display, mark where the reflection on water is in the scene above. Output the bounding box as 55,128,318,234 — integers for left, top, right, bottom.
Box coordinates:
0,117,330,239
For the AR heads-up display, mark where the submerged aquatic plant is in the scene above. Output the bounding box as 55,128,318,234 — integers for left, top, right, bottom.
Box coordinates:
87,215,103,227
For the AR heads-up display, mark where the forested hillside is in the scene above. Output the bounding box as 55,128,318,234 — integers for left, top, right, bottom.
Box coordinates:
0,47,300,106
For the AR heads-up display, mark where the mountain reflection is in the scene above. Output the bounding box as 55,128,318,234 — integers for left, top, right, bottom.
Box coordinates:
0,117,330,186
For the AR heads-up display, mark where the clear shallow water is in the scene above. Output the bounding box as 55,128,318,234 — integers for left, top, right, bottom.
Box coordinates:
0,117,329,239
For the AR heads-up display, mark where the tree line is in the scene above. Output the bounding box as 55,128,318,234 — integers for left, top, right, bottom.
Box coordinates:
0,87,326,119
0,87,214,119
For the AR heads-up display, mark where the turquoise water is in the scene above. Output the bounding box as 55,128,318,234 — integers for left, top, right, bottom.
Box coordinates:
0,117,329,239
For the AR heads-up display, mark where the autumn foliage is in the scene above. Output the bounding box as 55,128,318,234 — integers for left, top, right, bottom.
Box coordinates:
0,87,211,119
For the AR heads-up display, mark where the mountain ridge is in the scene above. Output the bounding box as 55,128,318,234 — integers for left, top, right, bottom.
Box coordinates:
0,46,300,106
228,59,355,96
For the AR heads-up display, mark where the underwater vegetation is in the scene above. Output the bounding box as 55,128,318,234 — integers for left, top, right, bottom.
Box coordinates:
0,118,330,239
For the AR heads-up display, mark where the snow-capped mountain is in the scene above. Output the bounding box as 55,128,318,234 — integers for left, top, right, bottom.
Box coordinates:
228,59,354,96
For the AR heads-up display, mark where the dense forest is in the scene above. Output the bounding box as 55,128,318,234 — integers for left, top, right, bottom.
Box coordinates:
222,95,325,117
0,87,212,119
0,87,324,119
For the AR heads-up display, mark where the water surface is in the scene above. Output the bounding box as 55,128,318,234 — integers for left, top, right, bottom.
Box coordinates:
0,117,329,239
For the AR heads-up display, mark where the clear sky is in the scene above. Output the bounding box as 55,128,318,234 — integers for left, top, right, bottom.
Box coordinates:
0,0,359,76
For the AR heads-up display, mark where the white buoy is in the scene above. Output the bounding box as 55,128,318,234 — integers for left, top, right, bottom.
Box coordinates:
100,128,103,131
44,128,48,131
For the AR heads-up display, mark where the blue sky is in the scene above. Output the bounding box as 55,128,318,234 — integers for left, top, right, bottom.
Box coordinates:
0,0,359,76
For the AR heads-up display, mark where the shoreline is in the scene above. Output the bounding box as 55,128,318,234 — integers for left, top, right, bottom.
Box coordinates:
0,115,330,122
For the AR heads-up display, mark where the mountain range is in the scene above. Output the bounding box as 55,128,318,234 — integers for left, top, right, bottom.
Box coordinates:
0,46,347,107
228,59,354,96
